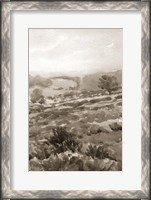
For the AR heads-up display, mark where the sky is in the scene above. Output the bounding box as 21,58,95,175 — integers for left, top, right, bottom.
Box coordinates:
29,29,122,76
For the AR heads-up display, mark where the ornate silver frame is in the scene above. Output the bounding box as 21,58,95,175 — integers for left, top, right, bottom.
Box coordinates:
1,1,150,199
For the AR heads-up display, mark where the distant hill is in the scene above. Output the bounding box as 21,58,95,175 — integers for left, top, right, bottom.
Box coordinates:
29,70,122,93
81,70,122,91
29,75,52,88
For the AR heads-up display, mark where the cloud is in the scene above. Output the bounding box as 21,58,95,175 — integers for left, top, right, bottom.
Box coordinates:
106,42,114,48
29,29,122,75
29,35,67,54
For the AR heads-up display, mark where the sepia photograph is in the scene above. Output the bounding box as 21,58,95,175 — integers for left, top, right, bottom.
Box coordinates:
29,29,122,171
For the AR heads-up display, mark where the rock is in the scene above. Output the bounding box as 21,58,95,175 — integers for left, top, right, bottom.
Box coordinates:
89,121,113,133
29,157,43,171
106,146,116,160
38,139,49,145
98,159,120,171
29,143,38,157
107,142,122,161
90,124,100,134
42,155,60,170
80,143,90,153
110,161,122,171
84,159,98,170
29,141,48,160
66,163,79,171
98,126,112,133
109,122,122,131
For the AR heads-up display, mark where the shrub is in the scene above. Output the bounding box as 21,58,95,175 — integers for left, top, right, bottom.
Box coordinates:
42,120,49,125
29,157,44,171
38,96,45,104
74,101,85,108
78,135,83,139
49,127,80,153
29,126,40,137
117,102,122,106
91,106,99,111
63,91,74,98
87,132,91,136
115,94,122,100
90,124,100,134
29,141,50,160
98,75,119,94
41,153,83,171
101,96,112,101
85,144,109,159
89,99,101,104
42,154,63,171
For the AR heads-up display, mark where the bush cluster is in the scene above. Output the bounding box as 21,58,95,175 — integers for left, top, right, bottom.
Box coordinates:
85,144,109,159
48,127,81,154
29,127,120,171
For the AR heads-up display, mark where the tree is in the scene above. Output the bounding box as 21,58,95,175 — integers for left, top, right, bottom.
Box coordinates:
98,75,119,94
30,88,45,104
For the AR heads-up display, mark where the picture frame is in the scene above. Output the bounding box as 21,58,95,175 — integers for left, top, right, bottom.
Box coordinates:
1,0,150,199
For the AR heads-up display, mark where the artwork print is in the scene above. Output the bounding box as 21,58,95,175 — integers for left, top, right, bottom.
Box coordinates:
29,29,122,171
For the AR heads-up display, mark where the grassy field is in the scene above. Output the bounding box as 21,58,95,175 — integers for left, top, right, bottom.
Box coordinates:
29,89,122,171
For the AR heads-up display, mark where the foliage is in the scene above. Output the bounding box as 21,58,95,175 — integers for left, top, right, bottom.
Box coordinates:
33,151,121,171
98,75,119,94
115,94,122,100
30,88,45,104
29,125,40,137
38,96,45,104
85,143,109,159
49,127,80,154
63,91,75,98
